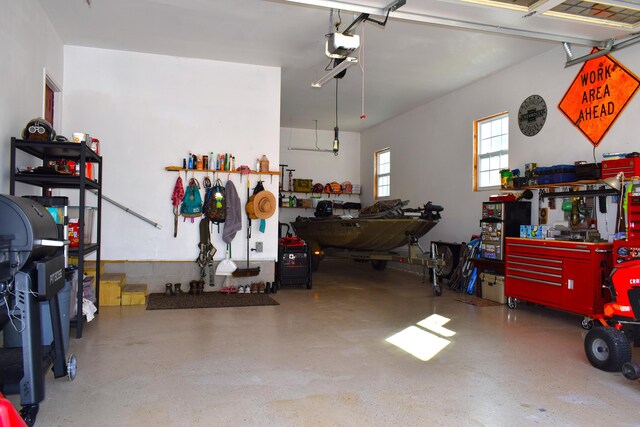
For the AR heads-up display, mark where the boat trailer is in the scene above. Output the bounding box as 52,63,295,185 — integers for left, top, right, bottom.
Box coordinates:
315,236,447,296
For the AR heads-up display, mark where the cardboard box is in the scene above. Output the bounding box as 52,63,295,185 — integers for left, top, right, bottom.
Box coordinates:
480,273,506,304
300,199,312,208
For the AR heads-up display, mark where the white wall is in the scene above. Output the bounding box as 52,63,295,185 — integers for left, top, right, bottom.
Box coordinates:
0,0,64,193
279,127,361,227
361,44,640,245
62,46,281,261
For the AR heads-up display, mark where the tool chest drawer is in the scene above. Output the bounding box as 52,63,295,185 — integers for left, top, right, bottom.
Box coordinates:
505,238,612,317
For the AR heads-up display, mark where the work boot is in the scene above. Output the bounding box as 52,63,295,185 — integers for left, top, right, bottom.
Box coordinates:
197,280,205,295
174,283,183,295
188,280,198,295
164,283,174,296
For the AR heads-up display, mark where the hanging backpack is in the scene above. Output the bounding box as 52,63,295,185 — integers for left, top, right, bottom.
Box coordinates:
203,178,226,224
181,178,203,220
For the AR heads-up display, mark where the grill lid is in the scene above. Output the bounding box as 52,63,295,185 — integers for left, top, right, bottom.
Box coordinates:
0,194,60,271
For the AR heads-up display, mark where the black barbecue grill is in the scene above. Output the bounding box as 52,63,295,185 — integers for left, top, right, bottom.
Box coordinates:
0,194,76,426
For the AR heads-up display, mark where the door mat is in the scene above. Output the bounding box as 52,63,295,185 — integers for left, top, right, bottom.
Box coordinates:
146,292,279,311
455,296,503,307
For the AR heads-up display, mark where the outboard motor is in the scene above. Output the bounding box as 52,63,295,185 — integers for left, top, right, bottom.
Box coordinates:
314,201,333,218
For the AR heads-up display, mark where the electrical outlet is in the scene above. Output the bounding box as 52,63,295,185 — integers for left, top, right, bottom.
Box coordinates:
255,242,263,253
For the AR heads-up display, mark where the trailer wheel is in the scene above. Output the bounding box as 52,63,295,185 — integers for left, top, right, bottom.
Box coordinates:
584,327,632,372
622,361,640,380
371,260,387,271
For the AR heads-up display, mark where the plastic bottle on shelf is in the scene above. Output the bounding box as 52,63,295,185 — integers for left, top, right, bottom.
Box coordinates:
188,152,193,169
259,155,269,173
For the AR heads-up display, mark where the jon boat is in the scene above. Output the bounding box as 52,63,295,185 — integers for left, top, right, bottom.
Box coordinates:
291,217,438,252
289,200,446,295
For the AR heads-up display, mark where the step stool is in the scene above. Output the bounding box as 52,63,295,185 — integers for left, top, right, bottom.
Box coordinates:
99,273,126,306
121,284,148,306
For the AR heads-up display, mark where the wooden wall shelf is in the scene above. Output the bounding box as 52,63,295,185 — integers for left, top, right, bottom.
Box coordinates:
165,166,280,175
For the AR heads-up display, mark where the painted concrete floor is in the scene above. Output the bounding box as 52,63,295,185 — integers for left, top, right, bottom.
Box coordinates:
9,259,640,426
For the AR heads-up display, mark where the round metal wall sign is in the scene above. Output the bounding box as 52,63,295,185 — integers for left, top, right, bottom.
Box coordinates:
518,94,547,137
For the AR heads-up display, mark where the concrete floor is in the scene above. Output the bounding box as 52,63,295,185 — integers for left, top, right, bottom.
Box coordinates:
9,259,640,426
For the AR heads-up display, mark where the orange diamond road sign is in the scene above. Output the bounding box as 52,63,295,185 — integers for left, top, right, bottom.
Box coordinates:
558,48,640,147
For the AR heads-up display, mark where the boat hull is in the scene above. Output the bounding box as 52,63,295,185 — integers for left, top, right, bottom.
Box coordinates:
291,218,438,252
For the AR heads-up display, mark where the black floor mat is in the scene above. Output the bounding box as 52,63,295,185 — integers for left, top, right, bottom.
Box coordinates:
146,292,279,310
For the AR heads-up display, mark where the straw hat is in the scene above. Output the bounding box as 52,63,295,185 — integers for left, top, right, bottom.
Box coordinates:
246,191,276,219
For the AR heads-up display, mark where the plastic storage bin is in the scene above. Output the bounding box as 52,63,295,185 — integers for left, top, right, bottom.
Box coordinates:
68,206,97,246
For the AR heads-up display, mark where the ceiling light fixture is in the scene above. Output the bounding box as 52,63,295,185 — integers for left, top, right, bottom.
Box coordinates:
562,41,573,60
311,57,358,88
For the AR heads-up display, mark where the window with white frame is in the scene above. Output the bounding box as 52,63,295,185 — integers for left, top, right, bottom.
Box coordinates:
475,113,508,190
375,148,390,198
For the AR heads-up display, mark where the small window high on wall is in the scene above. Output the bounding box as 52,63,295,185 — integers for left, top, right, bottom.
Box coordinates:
474,112,508,191
375,148,390,199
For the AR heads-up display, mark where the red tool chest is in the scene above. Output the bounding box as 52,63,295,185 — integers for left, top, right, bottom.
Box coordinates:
627,195,640,241
601,157,640,179
505,238,612,317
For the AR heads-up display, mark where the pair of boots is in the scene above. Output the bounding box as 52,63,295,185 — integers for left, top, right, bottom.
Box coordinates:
188,280,205,295
164,283,184,296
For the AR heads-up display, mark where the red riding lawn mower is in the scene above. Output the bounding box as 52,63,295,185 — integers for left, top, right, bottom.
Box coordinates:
584,259,640,380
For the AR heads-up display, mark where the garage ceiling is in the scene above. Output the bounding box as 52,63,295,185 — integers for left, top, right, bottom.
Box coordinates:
36,0,639,132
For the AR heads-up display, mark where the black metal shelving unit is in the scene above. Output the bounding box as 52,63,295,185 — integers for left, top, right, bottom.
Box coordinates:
9,137,102,338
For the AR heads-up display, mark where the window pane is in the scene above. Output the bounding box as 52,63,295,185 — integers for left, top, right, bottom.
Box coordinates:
480,171,490,187
489,170,500,187
379,151,390,164
491,136,501,153
491,120,501,137
501,134,508,150
500,154,508,169
480,122,491,136
489,155,500,171
480,138,491,155
475,113,508,189
375,149,391,199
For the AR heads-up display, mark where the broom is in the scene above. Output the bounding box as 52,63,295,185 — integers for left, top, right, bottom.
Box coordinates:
232,178,260,277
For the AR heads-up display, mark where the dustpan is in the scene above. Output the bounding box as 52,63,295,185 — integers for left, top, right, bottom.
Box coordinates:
216,244,237,276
